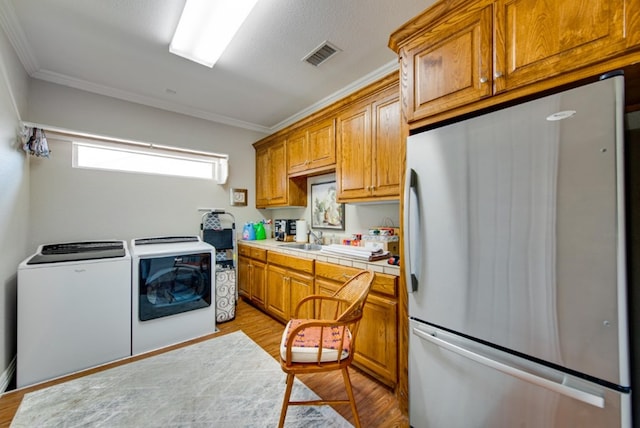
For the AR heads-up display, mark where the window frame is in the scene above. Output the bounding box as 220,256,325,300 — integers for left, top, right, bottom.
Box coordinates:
71,139,229,183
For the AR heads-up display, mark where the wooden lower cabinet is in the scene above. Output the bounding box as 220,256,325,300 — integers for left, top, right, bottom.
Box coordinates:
238,246,399,387
237,245,267,308
355,292,398,385
266,264,290,321
289,271,314,319
315,261,398,387
266,252,314,322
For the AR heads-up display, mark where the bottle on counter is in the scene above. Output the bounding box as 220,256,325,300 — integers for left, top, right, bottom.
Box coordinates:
242,222,256,240
263,219,272,239
254,222,266,240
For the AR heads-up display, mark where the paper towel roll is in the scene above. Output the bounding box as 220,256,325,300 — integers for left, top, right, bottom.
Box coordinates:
295,220,307,242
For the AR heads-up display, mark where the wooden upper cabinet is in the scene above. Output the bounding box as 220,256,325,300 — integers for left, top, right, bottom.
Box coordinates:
286,130,308,174
402,3,493,121
337,85,401,202
371,93,402,198
495,0,630,93
254,137,306,209
253,72,399,208
267,139,288,206
287,118,336,176
337,101,372,201
255,146,270,208
390,0,640,125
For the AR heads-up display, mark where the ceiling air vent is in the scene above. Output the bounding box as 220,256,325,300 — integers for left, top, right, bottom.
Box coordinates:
303,41,341,67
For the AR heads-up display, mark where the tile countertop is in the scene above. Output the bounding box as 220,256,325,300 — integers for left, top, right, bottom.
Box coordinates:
237,239,400,277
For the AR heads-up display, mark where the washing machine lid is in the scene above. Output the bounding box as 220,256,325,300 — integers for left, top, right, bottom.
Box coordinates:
27,241,127,264
133,236,200,246
130,236,213,257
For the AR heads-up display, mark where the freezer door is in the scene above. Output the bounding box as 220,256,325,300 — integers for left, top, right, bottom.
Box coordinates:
404,76,629,387
409,320,630,428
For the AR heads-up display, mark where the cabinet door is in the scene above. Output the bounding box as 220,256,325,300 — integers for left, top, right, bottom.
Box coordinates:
354,293,398,387
371,93,401,198
315,278,342,319
495,0,629,93
238,255,250,298
266,264,289,321
403,4,492,121
251,260,267,308
337,102,372,200
255,147,270,208
289,271,314,319
268,140,288,205
307,118,336,171
287,130,308,175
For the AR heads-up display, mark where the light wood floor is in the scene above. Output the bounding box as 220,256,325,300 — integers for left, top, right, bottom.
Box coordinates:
0,299,408,427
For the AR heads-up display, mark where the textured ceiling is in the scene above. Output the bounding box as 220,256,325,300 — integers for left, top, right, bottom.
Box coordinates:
0,0,434,133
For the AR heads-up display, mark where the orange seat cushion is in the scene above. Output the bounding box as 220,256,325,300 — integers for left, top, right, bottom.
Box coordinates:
280,319,352,363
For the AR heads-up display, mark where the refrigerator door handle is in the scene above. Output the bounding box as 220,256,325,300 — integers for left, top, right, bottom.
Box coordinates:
403,167,418,292
412,327,606,408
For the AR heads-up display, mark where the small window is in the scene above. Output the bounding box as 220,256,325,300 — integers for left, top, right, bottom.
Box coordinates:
72,141,228,183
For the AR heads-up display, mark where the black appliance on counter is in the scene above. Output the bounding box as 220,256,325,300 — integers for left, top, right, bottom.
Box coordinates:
274,219,297,241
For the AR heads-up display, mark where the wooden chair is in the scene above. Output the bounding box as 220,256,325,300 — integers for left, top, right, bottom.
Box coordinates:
278,270,375,428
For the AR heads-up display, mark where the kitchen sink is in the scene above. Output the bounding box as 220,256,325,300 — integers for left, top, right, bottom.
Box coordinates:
278,243,323,251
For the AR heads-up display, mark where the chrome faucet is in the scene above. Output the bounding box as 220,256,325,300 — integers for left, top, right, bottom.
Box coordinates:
308,229,323,244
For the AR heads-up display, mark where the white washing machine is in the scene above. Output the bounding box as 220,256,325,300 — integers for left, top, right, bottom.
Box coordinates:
130,236,216,355
17,241,132,388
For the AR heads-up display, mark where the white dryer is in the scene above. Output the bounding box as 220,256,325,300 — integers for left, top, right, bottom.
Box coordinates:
130,236,216,355
17,241,131,388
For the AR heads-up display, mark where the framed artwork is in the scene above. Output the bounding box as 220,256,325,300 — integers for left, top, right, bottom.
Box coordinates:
230,188,248,206
311,181,344,230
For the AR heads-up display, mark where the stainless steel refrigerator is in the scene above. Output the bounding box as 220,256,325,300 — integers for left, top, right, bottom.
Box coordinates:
404,74,631,427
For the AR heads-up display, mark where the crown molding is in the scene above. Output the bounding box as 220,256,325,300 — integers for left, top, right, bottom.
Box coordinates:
0,0,38,74
1,0,399,136
32,60,400,135
32,68,272,134
269,59,400,133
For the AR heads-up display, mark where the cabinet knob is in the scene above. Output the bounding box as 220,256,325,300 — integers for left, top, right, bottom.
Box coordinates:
479,77,488,84
494,71,503,78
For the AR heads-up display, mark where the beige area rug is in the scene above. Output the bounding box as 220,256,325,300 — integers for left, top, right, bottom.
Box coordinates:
11,331,352,427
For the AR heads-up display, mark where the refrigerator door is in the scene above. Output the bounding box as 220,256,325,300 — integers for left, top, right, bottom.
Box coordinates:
404,76,629,387
409,320,631,428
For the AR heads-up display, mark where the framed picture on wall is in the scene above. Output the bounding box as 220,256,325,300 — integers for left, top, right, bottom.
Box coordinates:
230,188,248,206
311,181,344,230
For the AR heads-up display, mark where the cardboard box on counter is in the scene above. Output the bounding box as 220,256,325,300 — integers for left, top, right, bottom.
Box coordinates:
361,235,399,255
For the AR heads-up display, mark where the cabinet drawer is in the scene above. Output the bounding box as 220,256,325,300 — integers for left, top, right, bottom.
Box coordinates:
238,244,250,257
373,273,397,298
315,261,360,282
238,244,267,261
315,261,397,297
250,247,267,262
267,251,314,274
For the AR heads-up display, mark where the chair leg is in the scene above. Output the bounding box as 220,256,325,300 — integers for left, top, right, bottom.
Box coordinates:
342,367,361,428
278,373,295,428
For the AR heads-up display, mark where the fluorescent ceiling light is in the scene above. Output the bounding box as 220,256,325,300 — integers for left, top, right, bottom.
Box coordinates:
170,0,259,68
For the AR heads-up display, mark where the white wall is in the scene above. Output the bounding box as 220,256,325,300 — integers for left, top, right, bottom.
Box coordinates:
0,27,399,393
26,80,268,250
0,27,30,392
268,173,400,242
